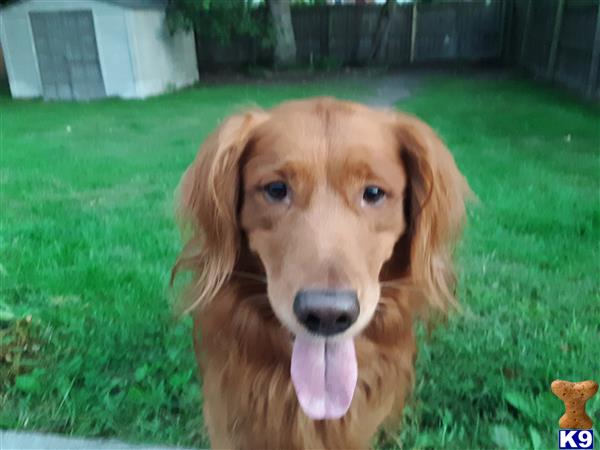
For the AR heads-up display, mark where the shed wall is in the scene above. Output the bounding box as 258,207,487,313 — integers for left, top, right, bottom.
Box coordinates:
126,8,198,98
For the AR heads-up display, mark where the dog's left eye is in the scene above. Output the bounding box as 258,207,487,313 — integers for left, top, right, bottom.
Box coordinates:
263,181,289,202
362,186,386,205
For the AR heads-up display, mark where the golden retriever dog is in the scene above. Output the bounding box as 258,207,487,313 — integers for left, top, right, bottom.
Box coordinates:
172,97,471,449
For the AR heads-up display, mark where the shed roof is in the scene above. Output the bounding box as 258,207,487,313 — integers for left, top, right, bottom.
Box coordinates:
0,0,168,11
102,0,168,9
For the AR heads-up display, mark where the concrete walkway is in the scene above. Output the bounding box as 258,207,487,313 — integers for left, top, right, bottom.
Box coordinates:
362,73,421,107
0,431,199,450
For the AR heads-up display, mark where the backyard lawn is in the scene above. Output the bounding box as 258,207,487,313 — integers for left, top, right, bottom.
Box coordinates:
1,75,598,449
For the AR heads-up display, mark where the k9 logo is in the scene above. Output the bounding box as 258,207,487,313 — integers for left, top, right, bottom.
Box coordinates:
559,430,594,449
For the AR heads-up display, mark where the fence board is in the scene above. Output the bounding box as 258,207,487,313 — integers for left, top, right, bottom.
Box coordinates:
385,5,412,65
554,1,596,92
292,6,328,64
415,1,503,62
415,2,458,61
521,0,558,77
518,0,599,100
456,1,503,59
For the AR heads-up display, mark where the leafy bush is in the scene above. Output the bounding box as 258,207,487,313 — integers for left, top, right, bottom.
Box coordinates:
166,0,274,49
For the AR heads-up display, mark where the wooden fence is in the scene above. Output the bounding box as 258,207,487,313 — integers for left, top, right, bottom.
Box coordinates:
194,0,600,101
510,0,600,100
196,1,505,69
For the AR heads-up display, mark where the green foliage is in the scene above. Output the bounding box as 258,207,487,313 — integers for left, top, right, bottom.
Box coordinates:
312,55,343,72
165,0,273,48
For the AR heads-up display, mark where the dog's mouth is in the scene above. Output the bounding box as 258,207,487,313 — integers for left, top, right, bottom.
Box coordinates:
290,334,357,420
267,287,363,420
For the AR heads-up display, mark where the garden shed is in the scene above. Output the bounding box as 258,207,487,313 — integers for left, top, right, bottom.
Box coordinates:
0,0,198,100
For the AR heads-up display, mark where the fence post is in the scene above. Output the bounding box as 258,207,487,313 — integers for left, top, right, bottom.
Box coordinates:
547,0,565,79
588,1,600,98
326,5,332,60
519,0,532,65
409,0,418,63
499,0,508,63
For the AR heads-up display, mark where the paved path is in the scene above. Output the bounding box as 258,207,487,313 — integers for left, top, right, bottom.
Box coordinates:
361,73,421,107
0,431,199,450
360,67,512,107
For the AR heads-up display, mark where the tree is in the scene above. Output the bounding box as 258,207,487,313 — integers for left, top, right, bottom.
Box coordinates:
267,0,297,67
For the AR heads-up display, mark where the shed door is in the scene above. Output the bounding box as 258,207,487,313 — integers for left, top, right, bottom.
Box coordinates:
30,10,105,100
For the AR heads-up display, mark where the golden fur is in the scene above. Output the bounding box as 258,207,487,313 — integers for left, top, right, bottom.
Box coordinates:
172,97,471,449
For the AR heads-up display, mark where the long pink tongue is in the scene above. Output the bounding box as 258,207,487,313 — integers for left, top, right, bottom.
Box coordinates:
291,336,357,420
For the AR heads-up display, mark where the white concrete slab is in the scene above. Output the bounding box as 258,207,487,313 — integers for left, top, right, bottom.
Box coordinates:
0,431,200,450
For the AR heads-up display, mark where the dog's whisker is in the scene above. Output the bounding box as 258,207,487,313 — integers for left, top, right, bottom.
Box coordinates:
232,271,267,284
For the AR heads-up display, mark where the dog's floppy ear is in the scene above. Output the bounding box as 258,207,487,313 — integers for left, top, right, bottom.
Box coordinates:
390,112,472,314
172,109,269,314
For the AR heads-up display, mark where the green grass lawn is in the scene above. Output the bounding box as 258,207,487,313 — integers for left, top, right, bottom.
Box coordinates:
392,79,600,449
1,76,599,449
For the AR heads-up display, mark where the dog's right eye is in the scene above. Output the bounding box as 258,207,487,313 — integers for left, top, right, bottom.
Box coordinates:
263,181,289,202
362,185,386,205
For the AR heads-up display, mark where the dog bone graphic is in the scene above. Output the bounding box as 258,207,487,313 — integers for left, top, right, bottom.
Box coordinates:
551,379,598,429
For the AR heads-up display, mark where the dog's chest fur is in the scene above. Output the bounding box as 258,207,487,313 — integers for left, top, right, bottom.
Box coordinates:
194,284,417,449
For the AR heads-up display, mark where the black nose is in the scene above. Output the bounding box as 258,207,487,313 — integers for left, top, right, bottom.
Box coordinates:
293,289,360,336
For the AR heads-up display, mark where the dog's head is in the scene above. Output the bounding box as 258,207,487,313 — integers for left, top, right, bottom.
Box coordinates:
174,97,470,419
